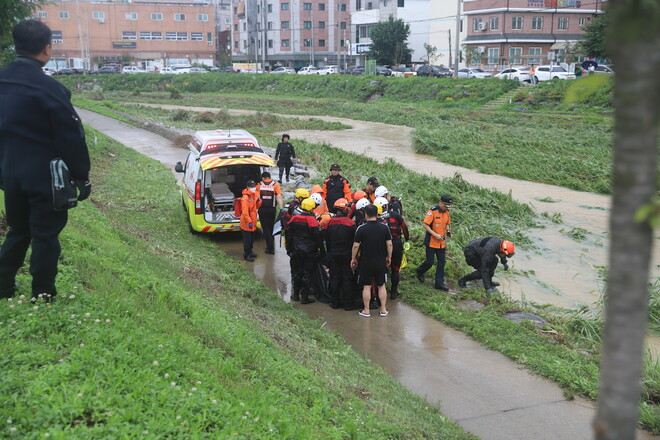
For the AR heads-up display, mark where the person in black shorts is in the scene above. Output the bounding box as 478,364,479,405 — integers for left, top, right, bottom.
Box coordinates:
351,204,392,317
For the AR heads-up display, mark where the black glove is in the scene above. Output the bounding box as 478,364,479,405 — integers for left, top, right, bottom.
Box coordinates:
446,230,452,238
503,263,510,271
75,180,92,201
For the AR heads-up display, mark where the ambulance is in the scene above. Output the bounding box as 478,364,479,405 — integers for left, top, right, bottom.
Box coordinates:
175,129,274,233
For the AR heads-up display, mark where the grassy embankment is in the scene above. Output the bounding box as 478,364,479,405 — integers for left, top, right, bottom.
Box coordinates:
70,98,660,433
62,74,619,194
0,128,476,439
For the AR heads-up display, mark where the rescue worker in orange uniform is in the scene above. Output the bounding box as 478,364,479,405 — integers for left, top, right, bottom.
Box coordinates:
459,238,515,294
311,185,328,217
257,172,283,254
240,180,262,261
362,177,380,203
415,195,452,290
322,164,352,210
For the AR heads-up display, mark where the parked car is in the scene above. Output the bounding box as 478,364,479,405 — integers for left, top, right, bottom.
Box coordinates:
188,67,208,74
122,66,147,74
318,65,339,75
533,65,576,81
297,66,318,75
174,129,274,233
91,65,120,74
52,68,75,76
494,67,532,82
376,65,392,76
159,67,175,74
271,66,296,74
42,67,55,76
456,68,492,79
593,64,615,75
391,66,417,78
222,66,238,73
416,65,452,78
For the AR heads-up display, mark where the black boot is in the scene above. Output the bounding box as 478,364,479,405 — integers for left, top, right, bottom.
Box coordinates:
458,276,467,288
491,281,500,287
291,291,300,301
390,288,398,300
301,295,315,304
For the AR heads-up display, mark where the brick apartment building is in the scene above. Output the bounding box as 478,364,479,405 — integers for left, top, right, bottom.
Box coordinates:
462,0,607,69
37,0,216,70
230,0,351,69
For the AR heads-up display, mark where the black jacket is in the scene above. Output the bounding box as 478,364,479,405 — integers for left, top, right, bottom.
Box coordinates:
323,213,356,256
0,57,90,195
464,237,508,287
275,142,295,167
287,212,323,254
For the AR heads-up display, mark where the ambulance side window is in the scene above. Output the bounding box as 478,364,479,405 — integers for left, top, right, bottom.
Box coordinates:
185,156,192,172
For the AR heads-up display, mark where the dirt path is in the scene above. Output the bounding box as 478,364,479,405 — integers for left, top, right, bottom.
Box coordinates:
77,106,659,440
135,103,660,313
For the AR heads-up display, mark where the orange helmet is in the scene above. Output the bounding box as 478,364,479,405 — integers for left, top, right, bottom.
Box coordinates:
353,190,366,200
334,198,349,210
500,240,515,256
312,184,323,194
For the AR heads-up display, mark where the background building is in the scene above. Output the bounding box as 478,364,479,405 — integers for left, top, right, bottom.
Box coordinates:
428,0,461,69
462,0,607,70
38,0,216,70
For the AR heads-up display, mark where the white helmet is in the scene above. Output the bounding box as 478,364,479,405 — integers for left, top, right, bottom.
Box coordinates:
374,186,388,198
310,193,323,205
355,198,371,210
374,196,389,208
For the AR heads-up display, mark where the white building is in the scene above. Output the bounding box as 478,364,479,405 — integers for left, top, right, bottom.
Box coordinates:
428,0,462,69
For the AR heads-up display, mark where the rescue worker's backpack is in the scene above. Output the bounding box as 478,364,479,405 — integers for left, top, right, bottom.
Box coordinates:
233,198,243,218
389,196,403,215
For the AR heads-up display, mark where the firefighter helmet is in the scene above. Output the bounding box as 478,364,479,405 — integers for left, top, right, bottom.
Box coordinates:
301,198,316,212
295,188,310,199
353,190,366,200
374,186,388,198
500,240,515,256
310,193,323,205
333,198,349,210
355,198,371,210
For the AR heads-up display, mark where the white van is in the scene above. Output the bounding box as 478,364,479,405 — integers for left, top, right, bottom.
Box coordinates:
175,129,274,233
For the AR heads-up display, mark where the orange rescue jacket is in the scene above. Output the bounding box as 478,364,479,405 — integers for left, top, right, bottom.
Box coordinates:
240,188,262,231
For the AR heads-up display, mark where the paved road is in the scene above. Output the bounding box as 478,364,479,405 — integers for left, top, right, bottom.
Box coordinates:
78,108,658,440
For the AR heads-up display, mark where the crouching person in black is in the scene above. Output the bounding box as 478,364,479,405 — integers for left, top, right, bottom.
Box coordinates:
0,20,91,301
287,198,324,304
323,198,357,310
458,237,515,294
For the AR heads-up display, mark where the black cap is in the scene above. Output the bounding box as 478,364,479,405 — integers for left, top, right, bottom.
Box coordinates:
261,171,271,178
246,180,256,188
330,163,341,171
440,194,453,204
282,133,290,140
367,177,380,187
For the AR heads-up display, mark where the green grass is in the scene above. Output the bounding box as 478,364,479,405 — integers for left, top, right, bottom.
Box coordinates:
0,129,475,439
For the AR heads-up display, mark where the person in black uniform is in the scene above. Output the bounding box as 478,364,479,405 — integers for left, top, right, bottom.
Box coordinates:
323,198,357,310
458,237,515,294
378,198,409,299
287,198,324,304
322,163,352,211
256,172,283,254
274,134,296,183
351,204,392,317
0,20,91,300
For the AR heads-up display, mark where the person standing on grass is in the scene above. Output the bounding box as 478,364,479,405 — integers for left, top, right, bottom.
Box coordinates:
256,172,283,255
323,198,357,310
458,237,515,294
287,198,323,304
375,195,409,300
322,163,352,210
274,134,296,183
529,64,537,84
351,204,392,318
415,195,453,291
0,20,91,301
240,180,261,261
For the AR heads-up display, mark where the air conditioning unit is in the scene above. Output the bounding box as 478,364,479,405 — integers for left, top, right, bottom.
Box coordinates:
207,41,213,45
477,46,486,54
478,22,487,31
98,18,105,23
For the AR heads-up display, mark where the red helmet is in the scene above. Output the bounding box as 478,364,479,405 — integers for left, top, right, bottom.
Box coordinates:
353,190,366,200
500,240,515,256
334,198,349,210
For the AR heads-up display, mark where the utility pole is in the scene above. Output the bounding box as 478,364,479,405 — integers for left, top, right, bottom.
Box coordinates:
261,0,266,71
336,0,340,66
76,0,84,69
454,0,461,73
311,7,315,65
448,29,452,69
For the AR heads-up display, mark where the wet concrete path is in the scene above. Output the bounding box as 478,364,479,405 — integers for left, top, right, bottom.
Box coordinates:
78,108,658,440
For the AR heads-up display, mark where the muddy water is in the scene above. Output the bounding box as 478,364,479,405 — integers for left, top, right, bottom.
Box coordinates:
80,107,660,440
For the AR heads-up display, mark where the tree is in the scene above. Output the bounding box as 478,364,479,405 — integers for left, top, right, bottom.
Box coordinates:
423,43,441,65
579,13,608,59
368,16,412,66
0,0,48,66
593,0,659,439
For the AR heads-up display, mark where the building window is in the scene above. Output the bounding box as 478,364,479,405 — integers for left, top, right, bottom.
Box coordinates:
59,11,69,19
221,5,229,10
281,3,289,10
51,31,63,44
489,16,498,30
358,25,372,38
197,14,208,21
234,24,238,31
579,17,588,26
242,22,246,31
267,22,273,30
303,3,312,10
397,0,404,6
93,11,105,20
267,4,273,12
532,16,543,30
356,0,362,10
558,17,569,30
120,0,130,4
234,7,237,14
303,39,312,47
340,4,347,11
528,47,542,64
509,47,522,64
340,22,347,29
511,16,522,30
122,31,137,40
151,13,163,20
367,2,373,9
234,40,239,48
174,13,186,21
225,17,231,24
243,40,247,48
191,32,203,41
304,21,312,29
282,21,289,29
125,12,138,20
340,39,345,47
140,31,162,40
318,21,325,29
319,3,325,10
166,32,177,40
319,39,325,47
473,18,482,32
268,39,273,48
37,11,47,18
207,32,212,42
177,32,188,41
487,47,499,65
282,39,290,47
